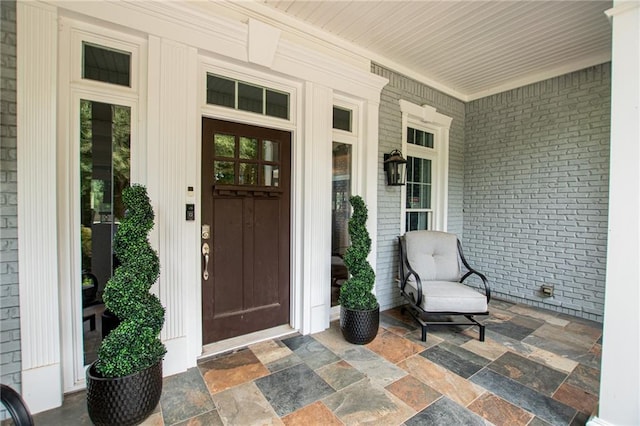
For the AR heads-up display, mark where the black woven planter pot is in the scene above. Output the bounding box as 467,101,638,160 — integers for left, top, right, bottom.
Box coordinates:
86,360,162,426
340,305,380,345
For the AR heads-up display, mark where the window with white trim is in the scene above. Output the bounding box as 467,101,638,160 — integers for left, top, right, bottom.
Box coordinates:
331,100,359,307
65,22,145,387
406,126,435,231
400,100,452,232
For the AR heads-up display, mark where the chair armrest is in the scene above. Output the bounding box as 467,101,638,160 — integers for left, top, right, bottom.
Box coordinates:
460,270,491,303
402,269,424,307
398,236,424,306
457,239,491,303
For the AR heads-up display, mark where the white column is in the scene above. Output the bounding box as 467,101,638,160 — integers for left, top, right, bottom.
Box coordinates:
591,2,640,425
302,83,333,334
363,101,380,290
146,37,200,376
16,1,63,413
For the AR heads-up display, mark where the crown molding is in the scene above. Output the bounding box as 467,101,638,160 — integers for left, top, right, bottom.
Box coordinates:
466,53,612,101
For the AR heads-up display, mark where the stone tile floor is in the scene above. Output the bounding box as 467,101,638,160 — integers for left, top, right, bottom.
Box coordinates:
32,300,602,425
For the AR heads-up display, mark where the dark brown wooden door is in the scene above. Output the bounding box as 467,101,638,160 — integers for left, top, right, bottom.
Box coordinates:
201,118,291,344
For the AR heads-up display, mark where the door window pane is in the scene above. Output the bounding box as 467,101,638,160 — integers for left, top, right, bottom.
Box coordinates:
82,42,131,87
80,99,130,365
263,140,279,162
214,161,235,184
262,165,279,187
214,134,235,158
239,137,258,160
239,163,258,185
213,135,282,187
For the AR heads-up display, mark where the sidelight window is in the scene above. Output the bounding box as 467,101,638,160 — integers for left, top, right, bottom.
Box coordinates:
79,99,131,364
330,100,357,307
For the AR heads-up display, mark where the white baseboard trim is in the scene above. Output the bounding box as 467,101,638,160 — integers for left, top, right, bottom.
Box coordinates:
587,416,614,426
22,363,63,414
163,336,191,377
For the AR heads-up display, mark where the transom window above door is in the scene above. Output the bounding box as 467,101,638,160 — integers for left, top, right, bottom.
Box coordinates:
206,74,290,120
212,133,281,187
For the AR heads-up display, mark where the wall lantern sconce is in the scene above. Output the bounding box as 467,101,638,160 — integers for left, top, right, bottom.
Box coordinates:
383,149,407,186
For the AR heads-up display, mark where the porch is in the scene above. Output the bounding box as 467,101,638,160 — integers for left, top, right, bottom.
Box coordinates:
34,301,601,426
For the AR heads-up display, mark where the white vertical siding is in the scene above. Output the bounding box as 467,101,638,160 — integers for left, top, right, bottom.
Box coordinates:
16,1,62,413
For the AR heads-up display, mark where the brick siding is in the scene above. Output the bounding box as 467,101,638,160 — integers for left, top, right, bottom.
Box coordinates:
372,63,466,311
1,0,21,407
464,64,610,321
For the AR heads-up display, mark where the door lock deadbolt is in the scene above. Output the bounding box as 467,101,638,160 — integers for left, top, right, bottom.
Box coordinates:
201,225,210,240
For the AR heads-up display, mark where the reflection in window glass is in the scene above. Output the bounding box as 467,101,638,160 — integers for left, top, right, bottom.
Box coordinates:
266,90,289,119
331,142,351,307
407,127,434,148
206,73,290,120
332,142,352,255
263,140,279,162
239,163,258,185
406,212,431,231
207,75,235,107
240,137,258,160
214,161,235,184
79,99,130,364
406,157,431,209
214,134,235,158
262,165,279,187
213,134,283,187
333,107,352,132
405,155,432,232
83,43,131,87
238,83,263,114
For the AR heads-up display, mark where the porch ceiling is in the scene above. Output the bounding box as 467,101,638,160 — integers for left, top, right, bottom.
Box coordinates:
257,0,612,101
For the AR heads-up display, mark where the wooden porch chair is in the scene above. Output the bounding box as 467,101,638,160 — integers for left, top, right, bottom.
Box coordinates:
398,230,491,342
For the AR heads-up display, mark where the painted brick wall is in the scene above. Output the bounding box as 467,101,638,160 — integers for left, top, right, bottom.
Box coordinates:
371,63,466,311
464,64,611,321
1,0,21,403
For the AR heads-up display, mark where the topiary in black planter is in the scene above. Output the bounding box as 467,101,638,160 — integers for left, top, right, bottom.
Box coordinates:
86,184,166,426
339,195,379,345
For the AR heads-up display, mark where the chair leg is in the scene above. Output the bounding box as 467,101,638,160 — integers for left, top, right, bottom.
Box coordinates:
421,324,428,342
479,324,485,342
84,313,96,331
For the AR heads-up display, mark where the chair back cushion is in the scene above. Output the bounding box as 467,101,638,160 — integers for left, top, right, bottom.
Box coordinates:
404,230,460,281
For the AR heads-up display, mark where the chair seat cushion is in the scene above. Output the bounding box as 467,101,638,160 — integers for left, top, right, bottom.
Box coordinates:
403,280,488,313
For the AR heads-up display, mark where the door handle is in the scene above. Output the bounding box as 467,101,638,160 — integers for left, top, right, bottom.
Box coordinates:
202,243,210,281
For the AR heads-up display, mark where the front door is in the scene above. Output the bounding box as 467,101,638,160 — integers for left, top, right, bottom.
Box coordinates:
201,118,291,344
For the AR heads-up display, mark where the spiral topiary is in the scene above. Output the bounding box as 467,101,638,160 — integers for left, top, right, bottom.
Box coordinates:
95,184,166,378
338,195,378,311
